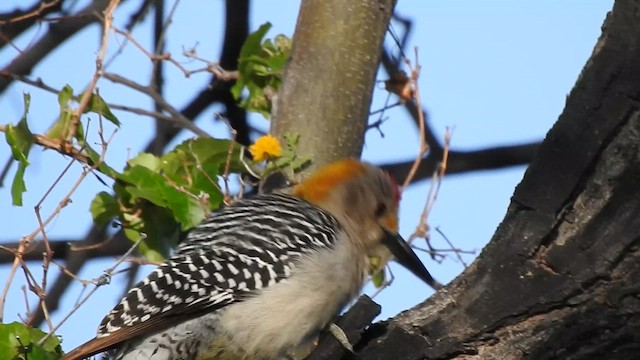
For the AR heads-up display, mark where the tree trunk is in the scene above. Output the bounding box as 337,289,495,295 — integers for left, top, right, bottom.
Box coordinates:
312,0,640,359
271,0,397,170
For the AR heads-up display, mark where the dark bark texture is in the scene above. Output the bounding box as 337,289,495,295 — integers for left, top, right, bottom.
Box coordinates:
311,1,640,359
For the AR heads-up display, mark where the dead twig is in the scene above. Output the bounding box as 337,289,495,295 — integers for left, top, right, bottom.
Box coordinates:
67,0,122,144
0,0,62,26
401,48,429,190
103,72,210,137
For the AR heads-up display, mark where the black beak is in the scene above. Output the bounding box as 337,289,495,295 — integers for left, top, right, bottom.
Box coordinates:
382,231,443,290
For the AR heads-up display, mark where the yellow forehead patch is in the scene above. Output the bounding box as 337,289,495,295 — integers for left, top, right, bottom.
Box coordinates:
292,159,366,205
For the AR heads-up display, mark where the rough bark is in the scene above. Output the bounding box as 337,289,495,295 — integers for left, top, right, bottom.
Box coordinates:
319,1,640,359
271,0,397,170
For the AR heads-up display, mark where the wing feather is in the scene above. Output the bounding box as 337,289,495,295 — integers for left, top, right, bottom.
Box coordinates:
63,194,341,359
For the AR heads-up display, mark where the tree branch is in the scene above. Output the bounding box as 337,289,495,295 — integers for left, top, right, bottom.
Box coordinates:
0,232,131,264
0,0,64,50
382,141,540,183
0,0,125,94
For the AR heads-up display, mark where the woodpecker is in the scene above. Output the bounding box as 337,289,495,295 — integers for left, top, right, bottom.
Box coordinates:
62,159,441,360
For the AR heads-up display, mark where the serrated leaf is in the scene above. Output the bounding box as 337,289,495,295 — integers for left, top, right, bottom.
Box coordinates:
284,132,300,148
90,191,120,227
290,157,311,173
110,139,249,259
231,23,291,120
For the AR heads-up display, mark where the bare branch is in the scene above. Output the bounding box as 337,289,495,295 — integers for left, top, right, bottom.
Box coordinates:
0,0,121,94
103,72,211,137
67,0,122,143
0,0,64,49
382,141,540,184
0,124,92,165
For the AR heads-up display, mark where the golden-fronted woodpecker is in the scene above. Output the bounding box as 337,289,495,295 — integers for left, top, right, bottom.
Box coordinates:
62,159,440,360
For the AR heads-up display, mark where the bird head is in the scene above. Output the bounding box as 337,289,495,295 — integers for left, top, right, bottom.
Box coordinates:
292,159,440,289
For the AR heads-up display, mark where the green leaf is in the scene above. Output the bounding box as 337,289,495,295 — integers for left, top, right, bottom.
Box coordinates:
90,192,120,227
58,84,73,108
5,95,32,163
230,24,291,119
119,165,169,207
46,115,72,140
231,22,273,101
47,85,74,139
160,138,245,210
10,165,28,207
263,132,310,178
4,94,33,206
83,145,120,179
119,164,209,230
0,322,62,360
111,139,250,259
122,206,180,261
163,189,206,230
128,153,161,172
79,91,121,126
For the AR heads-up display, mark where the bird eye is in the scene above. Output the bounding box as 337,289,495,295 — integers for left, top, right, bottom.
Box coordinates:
375,203,387,217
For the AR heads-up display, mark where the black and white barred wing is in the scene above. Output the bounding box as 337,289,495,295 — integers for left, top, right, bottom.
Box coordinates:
97,193,341,339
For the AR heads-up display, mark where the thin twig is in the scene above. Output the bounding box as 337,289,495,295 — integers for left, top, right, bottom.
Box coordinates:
220,116,238,204
370,266,395,299
67,0,122,143
121,257,163,266
110,20,238,81
38,234,147,345
0,0,62,25
401,48,430,190
434,227,470,268
0,111,115,326
21,285,30,318
103,72,210,137
2,73,193,124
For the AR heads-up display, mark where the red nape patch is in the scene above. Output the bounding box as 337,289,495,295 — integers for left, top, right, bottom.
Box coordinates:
387,174,401,206
292,159,366,205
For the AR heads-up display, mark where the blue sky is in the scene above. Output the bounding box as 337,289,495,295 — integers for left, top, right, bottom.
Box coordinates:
0,0,613,351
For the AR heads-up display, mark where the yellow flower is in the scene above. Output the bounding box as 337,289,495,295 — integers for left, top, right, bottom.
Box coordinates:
249,135,282,162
